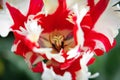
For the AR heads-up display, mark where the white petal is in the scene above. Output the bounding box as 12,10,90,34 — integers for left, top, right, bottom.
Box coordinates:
55,72,72,80
17,19,43,44
89,72,99,79
0,1,13,37
94,40,106,52
76,52,96,80
72,4,89,46
41,67,55,80
67,45,80,59
0,13,11,37
43,0,59,15
66,0,87,9
51,54,65,63
33,47,65,63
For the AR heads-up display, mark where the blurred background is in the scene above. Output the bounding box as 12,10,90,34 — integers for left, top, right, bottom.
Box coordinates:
0,32,120,80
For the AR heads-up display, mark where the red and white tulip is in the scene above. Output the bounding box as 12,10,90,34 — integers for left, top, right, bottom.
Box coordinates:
0,0,120,80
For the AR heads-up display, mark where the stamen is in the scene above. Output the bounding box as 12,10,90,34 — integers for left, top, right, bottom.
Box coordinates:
49,32,65,52
39,30,75,53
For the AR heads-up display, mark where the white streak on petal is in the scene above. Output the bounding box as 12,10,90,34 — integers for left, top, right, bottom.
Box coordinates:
33,47,52,54
66,0,87,10
25,19,43,43
43,0,58,15
25,52,33,68
41,68,54,80
94,40,106,52
0,1,13,37
81,51,94,65
94,1,120,45
73,4,89,46
76,52,97,80
33,48,65,63
67,45,80,59
15,19,43,45
89,72,99,79
11,40,21,52
0,14,11,37
41,64,56,80
55,72,72,80
32,56,44,65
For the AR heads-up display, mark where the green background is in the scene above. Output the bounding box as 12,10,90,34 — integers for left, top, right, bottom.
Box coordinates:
0,32,120,80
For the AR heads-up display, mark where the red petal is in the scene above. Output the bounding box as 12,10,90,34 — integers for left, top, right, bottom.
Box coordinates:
94,49,104,56
35,0,74,33
6,3,26,30
13,40,30,57
32,62,44,72
30,54,44,73
27,0,43,15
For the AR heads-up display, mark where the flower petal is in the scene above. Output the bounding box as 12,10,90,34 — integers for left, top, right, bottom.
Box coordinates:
76,51,95,80
6,0,30,15
94,0,120,45
27,0,43,15
41,64,72,80
43,0,59,15
0,13,12,37
6,2,26,30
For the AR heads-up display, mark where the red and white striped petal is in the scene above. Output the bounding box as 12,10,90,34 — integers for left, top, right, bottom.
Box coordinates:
41,64,72,80
6,0,30,15
0,0,30,37
76,51,98,80
94,0,120,45
33,47,65,63
72,4,89,46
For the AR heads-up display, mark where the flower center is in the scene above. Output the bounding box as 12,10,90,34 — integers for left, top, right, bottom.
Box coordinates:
49,32,64,52
39,30,76,53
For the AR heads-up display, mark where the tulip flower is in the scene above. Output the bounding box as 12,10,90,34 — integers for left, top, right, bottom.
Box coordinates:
0,0,120,80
